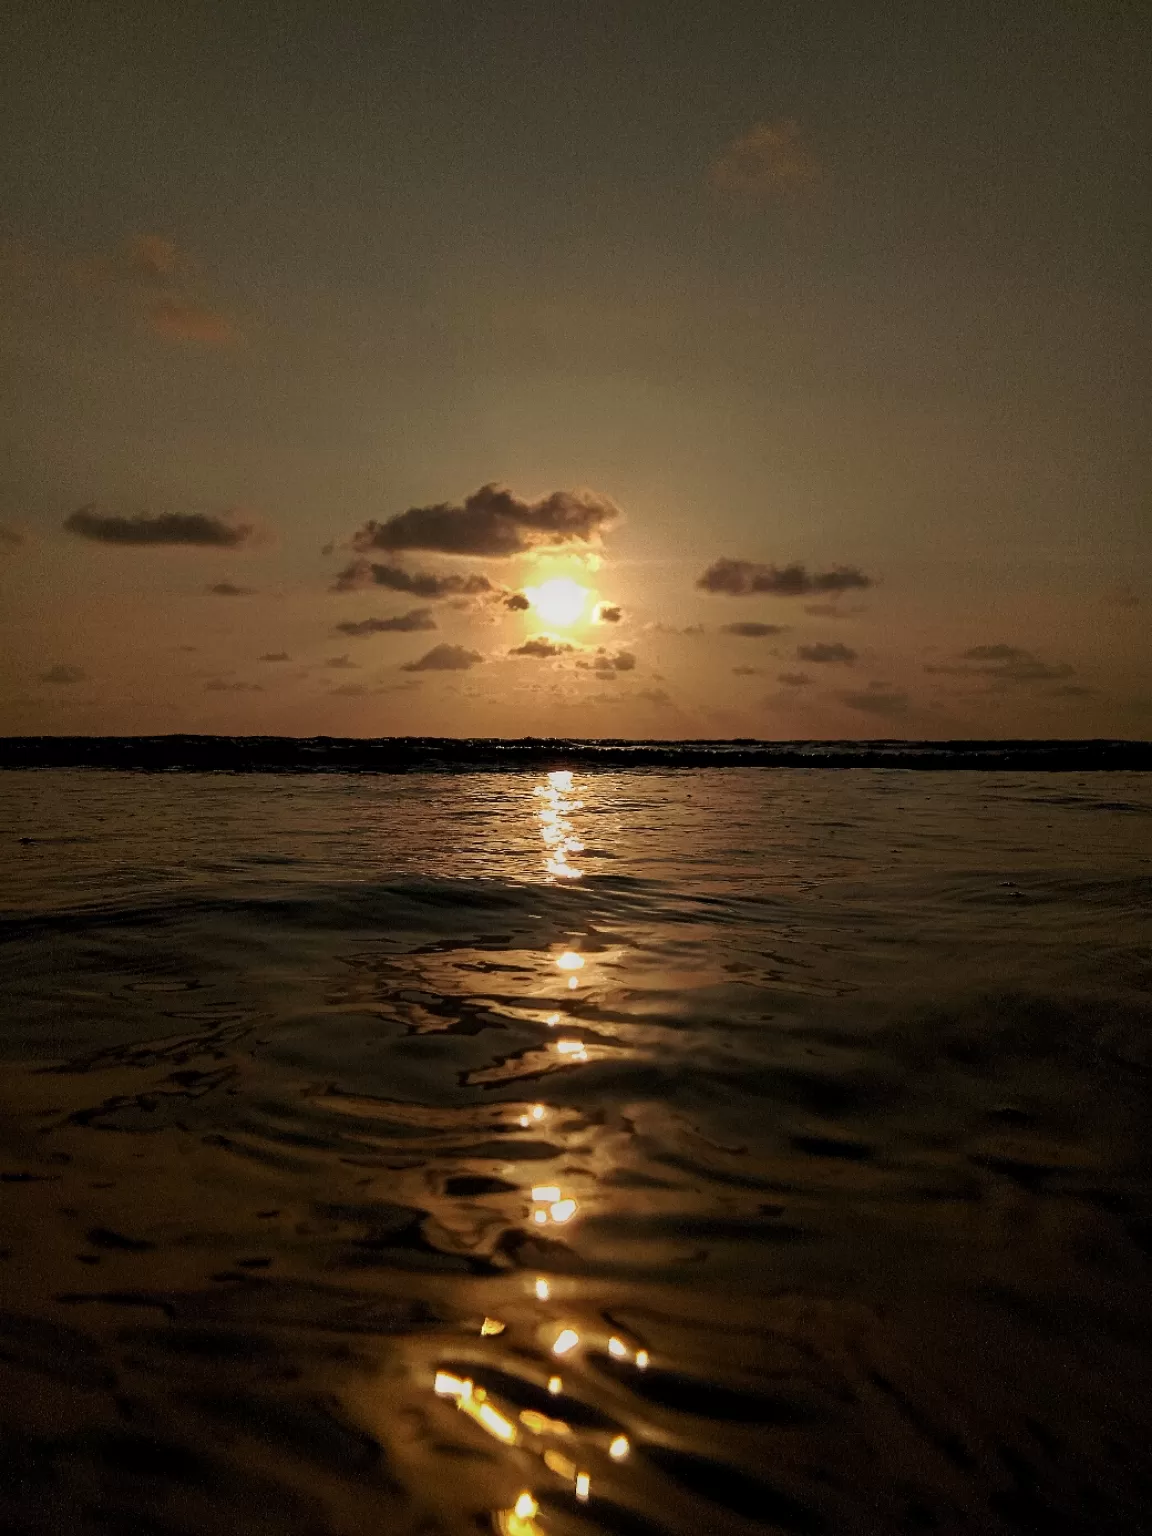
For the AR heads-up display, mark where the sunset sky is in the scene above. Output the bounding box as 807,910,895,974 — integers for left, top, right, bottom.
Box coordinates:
1,0,1148,739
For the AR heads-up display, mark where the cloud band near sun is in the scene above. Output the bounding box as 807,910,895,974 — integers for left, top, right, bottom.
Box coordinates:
348,483,620,558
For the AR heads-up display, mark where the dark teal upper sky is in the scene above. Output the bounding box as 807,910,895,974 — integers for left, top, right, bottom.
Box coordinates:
1,1,1148,736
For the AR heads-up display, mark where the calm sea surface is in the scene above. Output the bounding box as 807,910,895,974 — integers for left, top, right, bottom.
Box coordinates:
2,767,1151,1534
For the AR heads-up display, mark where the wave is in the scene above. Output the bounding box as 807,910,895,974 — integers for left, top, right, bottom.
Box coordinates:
1,734,1150,772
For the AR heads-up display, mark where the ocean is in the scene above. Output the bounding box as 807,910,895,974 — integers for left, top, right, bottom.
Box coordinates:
2,748,1151,1534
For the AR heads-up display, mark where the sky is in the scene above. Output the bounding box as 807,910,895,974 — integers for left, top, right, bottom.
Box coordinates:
1,0,1148,740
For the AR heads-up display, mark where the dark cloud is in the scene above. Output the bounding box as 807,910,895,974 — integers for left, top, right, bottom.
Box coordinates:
349,482,620,558
925,644,1074,685
149,300,235,345
0,524,24,547
1049,684,1098,698
40,663,85,684
577,647,636,674
777,672,812,686
511,636,576,658
721,621,787,637
205,679,262,692
505,591,531,611
258,652,290,662
324,654,358,669
401,644,484,672
637,688,672,706
334,609,437,636
65,505,254,547
328,683,370,697
839,686,910,716
595,603,623,623
331,560,496,597
797,642,857,664
207,581,255,596
698,559,872,597
732,665,763,676
709,119,821,200
1105,588,1141,608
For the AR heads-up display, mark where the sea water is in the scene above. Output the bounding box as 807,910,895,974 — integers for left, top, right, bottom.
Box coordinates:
1,764,1151,1533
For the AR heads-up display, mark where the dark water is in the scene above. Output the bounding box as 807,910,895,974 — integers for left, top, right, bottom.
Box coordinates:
2,767,1151,1534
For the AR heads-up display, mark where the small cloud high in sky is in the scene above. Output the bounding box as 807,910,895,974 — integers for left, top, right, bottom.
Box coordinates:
0,2,1147,739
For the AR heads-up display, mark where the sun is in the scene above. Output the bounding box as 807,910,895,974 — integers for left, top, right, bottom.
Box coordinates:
526,577,589,628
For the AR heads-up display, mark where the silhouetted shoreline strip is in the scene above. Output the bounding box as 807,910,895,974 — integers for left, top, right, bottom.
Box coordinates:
1,736,1149,772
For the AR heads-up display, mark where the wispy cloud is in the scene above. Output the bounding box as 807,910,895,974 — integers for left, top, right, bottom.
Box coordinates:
925,644,1074,685
205,679,262,692
257,652,290,662
206,581,255,596
777,672,812,686
709,120,821,200
838,685,909,717
349,483,620,558
334,609,437,636
65,506,255,547
698,559,872,597
721,621,788,637
149,300,236,345
40,664,86,684
0,524,25,547
331,560,497,596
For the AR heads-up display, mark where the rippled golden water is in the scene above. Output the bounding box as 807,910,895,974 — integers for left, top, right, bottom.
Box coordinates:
1,768,1151,1534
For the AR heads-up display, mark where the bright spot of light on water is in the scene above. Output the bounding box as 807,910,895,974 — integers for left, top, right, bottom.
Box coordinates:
556,951,585,971
609,1435,630,1460
552,1328,580,1355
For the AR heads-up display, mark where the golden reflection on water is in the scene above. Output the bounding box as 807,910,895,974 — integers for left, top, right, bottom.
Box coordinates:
534,771,585,881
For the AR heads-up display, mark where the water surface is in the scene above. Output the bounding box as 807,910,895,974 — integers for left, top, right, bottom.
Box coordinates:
2,768,1151,1534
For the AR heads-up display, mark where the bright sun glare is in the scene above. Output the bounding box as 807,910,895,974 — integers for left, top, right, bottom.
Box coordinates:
526,577,589,628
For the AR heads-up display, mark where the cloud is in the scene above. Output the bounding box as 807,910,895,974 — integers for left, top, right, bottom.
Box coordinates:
324,654,358,669
511,636,576,658
1104,588,1140,608
0,524,24,547
401,644,485,672
721,621,787,637
697,559,872,597
327,683,370,697
149,299,235,345
1049,684,1098,698
797,642,857,664
123,234,182,282
40,664,85,684
838,686,909,717
205,679,262,692
577,647,637,674
637,688,672,706
777,672,812,686
804,602,863,619
334,608,437,636
925,644,1074,685
505,592,531,611
349,482,620,558
206,581,255,596
258,652,290,662
65,505,254,547
331,560,497,597
709,120,822,200
732,665,763,676
595,603,623,623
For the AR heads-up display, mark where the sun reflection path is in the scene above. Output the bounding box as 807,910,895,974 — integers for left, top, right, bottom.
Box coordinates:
534,770,585,881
